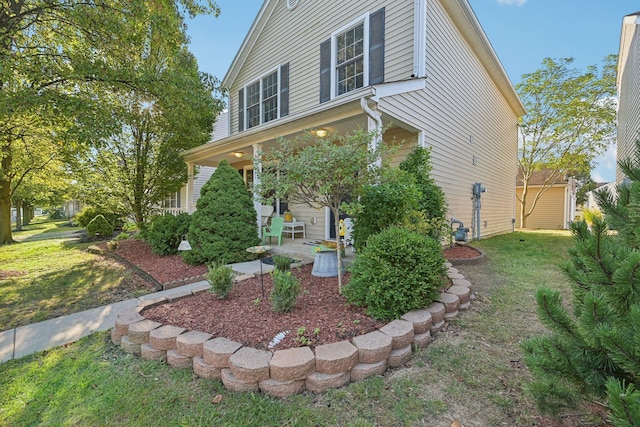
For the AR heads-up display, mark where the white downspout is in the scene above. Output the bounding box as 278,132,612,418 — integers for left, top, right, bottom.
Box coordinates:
361,97,383,167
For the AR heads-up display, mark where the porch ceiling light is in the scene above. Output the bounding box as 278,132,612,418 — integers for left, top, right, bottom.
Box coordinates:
315,129,328,138
232,151,244,158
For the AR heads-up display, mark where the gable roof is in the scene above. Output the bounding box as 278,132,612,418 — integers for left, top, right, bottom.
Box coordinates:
221,0,524,116
516,168,569,186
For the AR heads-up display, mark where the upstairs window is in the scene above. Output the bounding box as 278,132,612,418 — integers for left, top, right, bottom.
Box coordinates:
319,8,385,103
237,64,289,132
336,23,365,95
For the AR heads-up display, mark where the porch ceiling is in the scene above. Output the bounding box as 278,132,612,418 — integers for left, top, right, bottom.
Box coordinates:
182,91,419,168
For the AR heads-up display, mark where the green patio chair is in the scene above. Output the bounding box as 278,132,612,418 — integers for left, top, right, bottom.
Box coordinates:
262,216,284,246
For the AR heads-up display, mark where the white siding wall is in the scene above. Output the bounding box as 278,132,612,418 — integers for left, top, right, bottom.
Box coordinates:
379,0,518,238
228,0,415,135
617,16,640,183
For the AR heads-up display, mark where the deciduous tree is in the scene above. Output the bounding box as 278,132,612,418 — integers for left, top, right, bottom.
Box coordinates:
0,0,220,244
257,129,390,292
516,56,617,228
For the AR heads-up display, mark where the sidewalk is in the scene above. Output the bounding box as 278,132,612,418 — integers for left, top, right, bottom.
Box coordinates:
0,281,214,364
0,256,321,364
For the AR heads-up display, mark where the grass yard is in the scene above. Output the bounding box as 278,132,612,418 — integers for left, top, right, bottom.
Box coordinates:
1,230,605,426
0,218,153,330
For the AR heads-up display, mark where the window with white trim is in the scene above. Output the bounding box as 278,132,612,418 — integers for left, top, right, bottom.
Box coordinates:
245,70,278,130
319,8,384,103
162,191,180,209
336,22,365,95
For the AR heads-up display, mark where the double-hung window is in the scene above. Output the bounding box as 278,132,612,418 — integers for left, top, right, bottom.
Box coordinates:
238,63,289,132
319,8,385,103
336,23,365,95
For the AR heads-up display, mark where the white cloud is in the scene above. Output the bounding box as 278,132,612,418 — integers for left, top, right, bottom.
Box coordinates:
497,0,526,5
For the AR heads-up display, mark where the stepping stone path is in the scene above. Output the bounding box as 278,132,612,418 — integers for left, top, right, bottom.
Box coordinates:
111,263,476,397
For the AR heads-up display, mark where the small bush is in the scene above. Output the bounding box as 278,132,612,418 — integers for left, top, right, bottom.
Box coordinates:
75,206,122,229
48,208,65,220
273,255,294,272
270,270,301,313
122,222,138,232
113,232,130,241
86,214,114,238
206,263,235,299
343,226,446,320
144,212,191,256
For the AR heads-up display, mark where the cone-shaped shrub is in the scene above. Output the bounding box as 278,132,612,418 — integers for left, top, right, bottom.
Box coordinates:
182,159,261,265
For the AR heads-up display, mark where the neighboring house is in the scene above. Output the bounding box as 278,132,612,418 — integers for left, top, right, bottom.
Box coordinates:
584,181,617,213
63,200,83,219
516,169,576,230
617,11,640,183
182,0,525,241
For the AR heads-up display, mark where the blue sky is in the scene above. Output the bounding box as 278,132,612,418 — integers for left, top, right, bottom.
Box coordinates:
186,0,638,183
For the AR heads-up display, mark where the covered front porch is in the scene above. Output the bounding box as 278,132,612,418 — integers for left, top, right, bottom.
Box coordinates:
229,236,355,278
181,84,428,243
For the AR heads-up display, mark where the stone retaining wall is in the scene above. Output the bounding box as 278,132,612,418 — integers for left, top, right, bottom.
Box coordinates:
111,263,473,398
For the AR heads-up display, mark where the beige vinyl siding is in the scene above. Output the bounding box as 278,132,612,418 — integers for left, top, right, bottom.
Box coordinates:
228,0,415,135
515,186,566,229
285,203,326,241
378,0,518,238
617,18,640,183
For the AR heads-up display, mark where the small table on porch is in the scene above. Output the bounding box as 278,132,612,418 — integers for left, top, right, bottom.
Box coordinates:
282,221,306,240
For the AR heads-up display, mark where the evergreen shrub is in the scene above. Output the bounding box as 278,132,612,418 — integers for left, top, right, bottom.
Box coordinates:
75,206,122,229
182,159,261,265
523,140,640,424
349,169,420,251
144,212,191,256
270,270,301,313
86,214,114,238
343,226,446,320
206,264,235,299
399,146,448,241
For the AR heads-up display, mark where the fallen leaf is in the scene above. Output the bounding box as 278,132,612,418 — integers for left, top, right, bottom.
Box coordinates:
212,394,223,404
451,420,462,427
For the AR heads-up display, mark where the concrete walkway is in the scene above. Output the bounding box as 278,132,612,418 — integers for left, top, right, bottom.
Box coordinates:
0,256,324,364
0,281,213,364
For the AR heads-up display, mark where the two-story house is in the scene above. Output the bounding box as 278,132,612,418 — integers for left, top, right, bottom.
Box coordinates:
182,0,525,241
617,11,640,184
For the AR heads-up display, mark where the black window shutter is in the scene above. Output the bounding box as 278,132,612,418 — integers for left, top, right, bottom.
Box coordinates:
319,38,331,103
369,7,385,85
280,63,289,117
238,88,244,132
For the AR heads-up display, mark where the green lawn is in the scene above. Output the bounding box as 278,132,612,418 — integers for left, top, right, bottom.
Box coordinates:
0,218,152,330
1,230,603,426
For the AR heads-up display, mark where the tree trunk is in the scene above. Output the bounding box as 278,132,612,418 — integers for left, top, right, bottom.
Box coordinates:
15,199,22,231
0,151,14,244
332,206,343,292
520,184,528,229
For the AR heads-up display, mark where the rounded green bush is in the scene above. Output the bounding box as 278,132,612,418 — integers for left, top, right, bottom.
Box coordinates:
144,212,191,256
206,263,235,299
86,214,114,238
343,226,447,320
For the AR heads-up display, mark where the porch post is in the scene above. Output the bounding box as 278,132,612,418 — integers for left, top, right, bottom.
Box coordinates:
253,143,263,238
186,162,194,213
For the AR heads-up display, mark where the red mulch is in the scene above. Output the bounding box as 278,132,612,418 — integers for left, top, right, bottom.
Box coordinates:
442,244,482,260
142,264,387,351
110,239,207,285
